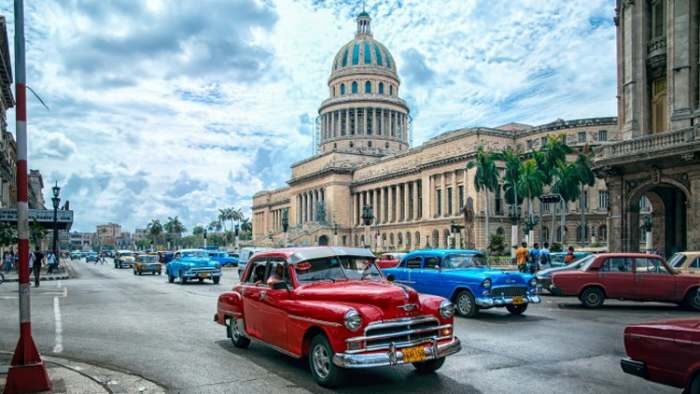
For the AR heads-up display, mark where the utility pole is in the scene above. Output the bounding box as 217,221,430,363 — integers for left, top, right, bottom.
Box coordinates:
4,1,52,392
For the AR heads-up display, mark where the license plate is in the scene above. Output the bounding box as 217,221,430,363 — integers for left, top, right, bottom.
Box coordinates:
200,273,209,278
402,345,426,363
512,296,524,305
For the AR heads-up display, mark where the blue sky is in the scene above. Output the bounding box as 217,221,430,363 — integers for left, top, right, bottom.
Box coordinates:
0,0,617,233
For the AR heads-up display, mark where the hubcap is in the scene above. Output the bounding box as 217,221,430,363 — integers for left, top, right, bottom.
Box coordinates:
692,293,700,308
312,344,331,379
230,320,240,341
587,293,599,304
458,294,472,314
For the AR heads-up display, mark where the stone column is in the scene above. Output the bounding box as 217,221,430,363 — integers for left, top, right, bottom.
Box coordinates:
372,108,377,136
403,183,409,222
452,170,458,216
669,0,693,129
442,173,447,217
354,108,358,135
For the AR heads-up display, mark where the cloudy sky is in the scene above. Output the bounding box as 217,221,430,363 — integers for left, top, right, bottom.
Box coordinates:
0,0,617,233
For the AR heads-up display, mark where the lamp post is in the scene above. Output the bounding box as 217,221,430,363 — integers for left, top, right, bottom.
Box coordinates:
361,205,374,250
282,209,289,247
234,224,240,252
508,204,521,256
203,229,208,248
51,182,61,260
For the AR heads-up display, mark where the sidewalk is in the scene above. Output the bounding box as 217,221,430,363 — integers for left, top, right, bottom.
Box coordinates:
0,352,165,394
2,259,76,283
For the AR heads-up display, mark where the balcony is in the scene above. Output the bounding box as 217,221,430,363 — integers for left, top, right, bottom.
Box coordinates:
595,127,699,162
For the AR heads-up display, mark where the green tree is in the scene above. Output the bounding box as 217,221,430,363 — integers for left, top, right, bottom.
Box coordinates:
147,219,163,249
487,233,506,256
208,220,222,232
0,222,17,248
538,134,573,184
164,216,186,248
518,158,545,239
494,146,523,249
192,225,205,237
467,146,499,250
552,161,582,240
29,219,47,248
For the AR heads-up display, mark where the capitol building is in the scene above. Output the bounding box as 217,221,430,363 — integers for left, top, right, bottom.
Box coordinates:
251,11,620,252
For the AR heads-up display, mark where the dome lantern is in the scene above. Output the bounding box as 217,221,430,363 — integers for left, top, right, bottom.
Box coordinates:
356,11,371,36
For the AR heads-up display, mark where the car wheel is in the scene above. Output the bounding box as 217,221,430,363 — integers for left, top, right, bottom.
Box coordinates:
580,287,605,308
213,277,220,285
180,272,187,285
506,304,528,315
309,334,344,388
158,271,162,276
413,357,446,373
168,273,174,283
198,278,204,283
454,290,478,318
684,289,700,311
228,318,251,349
132,269,136,275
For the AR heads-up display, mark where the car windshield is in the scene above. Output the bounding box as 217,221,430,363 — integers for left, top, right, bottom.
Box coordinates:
445,254,487,269
141,256,157,263
578,255,598,271
294,255,381,282
181,250,207,258
551,254,566,265
668,253,687,268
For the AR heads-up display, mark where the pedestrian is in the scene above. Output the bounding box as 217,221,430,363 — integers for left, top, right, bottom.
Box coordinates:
46,252,56,274
516,242,529,273
564,246,576,264
529,243,541,274
540,242,551,270
32,247,44,287
3,251,11,273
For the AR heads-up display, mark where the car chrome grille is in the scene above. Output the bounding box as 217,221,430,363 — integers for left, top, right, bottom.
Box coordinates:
190,267,218,273
491,286,527,297
346,316,450,353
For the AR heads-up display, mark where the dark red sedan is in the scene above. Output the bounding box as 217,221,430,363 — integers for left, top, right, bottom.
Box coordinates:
376,252,406,270
551,253,700,310
621,317,700,393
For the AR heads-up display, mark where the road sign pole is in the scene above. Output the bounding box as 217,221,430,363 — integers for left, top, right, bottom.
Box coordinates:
4,1,52,392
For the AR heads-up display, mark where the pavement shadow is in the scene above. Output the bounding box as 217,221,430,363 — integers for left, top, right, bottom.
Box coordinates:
463,310,554,324
556,302,692,313
215,340,481,394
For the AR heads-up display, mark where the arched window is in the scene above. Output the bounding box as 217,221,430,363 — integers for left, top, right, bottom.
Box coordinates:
365,81,371,94
443,229,451,248
415,231,421,247
390,233,395,246
432,229,439,248
576,225,588,242
406,232,411,249
378,82,384,95
332,86,336,97
557,226,564,242
397,232,403,246
598,225,607,241
389,85,393,96
351,81,358,94
340,83,346,95
367,141,372,147
360,235,365,246
541,227,549,243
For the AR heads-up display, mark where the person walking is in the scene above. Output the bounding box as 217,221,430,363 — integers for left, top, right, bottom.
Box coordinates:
46,252,56,274
529,243,541,274
3,251,11,273
32,247,44,287
540,242,551,270
516,242,529,273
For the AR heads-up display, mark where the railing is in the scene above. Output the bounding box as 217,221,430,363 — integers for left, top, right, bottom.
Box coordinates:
597,128,697,160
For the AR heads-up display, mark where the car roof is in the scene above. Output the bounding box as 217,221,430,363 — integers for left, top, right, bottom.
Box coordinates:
252,246,375,264
179,249,206,253
405,249,484,258
594,253,664,258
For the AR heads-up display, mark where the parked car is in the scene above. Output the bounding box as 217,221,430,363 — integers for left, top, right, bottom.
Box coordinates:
621,316,700,393
207,250,239,267
215,247,461,387
376,252,407,269
70,251,82,260
114,250,136,269
668,251,700,275
85,252,98,263
166,249,221,284
237,247,271,277
383,249,540,318
551,253,700,310
133,254,162,275
536,254,595,292
549,251,592,268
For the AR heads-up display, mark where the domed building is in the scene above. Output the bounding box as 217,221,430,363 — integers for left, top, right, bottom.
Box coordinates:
252,11,617,253
319,12,410,155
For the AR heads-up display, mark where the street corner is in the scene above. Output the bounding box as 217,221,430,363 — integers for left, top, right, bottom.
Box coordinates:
0,352,165,394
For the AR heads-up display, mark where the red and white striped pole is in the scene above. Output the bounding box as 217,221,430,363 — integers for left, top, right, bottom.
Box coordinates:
4,0,52,392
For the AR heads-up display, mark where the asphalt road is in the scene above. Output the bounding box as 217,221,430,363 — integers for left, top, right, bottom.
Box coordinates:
0,259,694,393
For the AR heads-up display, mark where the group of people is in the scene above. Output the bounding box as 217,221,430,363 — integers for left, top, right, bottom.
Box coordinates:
2,250,18,272
514,242,577,274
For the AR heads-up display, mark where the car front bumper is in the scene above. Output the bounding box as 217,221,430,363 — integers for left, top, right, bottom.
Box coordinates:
332,337,461,368
620,358,648,379
182,271,221,278
475,294,541,307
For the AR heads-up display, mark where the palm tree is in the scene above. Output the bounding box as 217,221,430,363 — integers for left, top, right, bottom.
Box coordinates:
218,209,230,233
518,159,545,244
207,220,222,233
240,217,252,240
494,146,524,249
539,134,573,183
467,147,499,251
147,219,163,249
574,151,596,244
552,161,581,243
164,216,186,248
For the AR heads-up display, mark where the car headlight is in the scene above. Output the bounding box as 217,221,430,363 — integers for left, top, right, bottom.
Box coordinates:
439,299,455,319
344,309,362,331
481,278,492,288
529,278,537,287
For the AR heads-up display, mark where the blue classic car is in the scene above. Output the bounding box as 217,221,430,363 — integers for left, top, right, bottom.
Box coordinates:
166,249,222,285
207,250,239,267
383,249,541,318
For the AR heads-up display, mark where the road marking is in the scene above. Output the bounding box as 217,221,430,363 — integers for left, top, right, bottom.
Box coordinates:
53,296,63,353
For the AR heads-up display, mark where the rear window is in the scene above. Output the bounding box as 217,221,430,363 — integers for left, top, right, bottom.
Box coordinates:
668,253,687,268
601,257,633,272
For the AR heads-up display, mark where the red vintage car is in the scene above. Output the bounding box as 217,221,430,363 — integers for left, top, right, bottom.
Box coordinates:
376,252,407,269
621,317,700,393
551,253,700,310
214,247,461,387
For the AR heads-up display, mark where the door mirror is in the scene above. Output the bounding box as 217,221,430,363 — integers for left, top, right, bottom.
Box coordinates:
386,274,395,282
271,281,289,291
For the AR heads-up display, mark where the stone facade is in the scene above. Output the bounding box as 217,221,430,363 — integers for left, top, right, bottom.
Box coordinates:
595,0,700,256
0,16,15,210
96,223,121,247
252,11,617,252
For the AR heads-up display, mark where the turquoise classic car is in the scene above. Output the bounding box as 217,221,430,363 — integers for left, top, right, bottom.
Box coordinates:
166,249,221,285
383,249,541,318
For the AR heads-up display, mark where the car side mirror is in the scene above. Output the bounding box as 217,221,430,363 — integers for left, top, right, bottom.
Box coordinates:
386,274,395,282
271,281,290,291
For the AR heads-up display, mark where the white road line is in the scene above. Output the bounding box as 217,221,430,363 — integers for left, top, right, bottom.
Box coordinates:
53,296,63,353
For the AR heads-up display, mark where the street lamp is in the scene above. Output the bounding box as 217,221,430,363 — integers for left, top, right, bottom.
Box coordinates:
282,209,289,247
203,229,208,248
51,182,61,260
361,205,374,249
